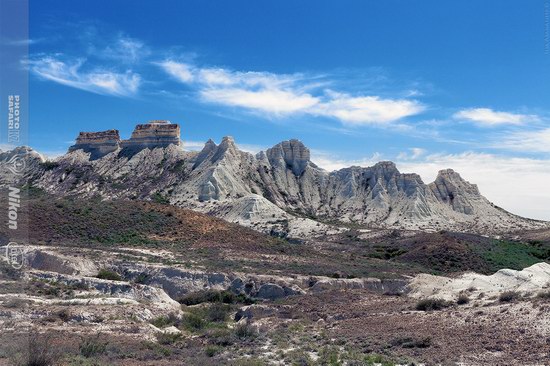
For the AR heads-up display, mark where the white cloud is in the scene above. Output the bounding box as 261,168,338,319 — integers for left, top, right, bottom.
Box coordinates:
101,37,149,63
158,60,195,83
28,56,140,97
495,128,550,154
314,92,424,125
397,147,426,160
454,108,538,126
201,88,318,114
158,60,424,124
397,152,550,221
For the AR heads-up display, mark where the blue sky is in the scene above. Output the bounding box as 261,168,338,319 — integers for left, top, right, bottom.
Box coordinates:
21,0,550,219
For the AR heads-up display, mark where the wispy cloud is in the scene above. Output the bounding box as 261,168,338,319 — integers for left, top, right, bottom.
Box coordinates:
158,60,424,125
2,38,42,46
314,91,424,125
157,60,194,83
28,56,141,97
397,147,426,160
100,36,149,63
495,128,550,153
453,108,539,126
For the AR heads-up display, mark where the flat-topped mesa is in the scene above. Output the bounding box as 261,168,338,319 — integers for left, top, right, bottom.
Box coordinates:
122,120,181,150
68,121,182,159
68,129,121,159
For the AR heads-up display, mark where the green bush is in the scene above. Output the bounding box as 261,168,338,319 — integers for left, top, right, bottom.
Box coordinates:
96,269,122,281
182,312,207,331
178,289,254,305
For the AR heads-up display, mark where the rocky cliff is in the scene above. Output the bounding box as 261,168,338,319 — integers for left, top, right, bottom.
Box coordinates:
6,130,548,237
121,120,181,152
68,129,121,159
67,121,181,159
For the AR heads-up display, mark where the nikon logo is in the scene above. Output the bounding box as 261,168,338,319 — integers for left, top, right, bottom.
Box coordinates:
8,186,20,230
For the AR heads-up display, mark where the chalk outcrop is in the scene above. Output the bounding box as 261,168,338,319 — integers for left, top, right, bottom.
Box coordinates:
266,139,311,177
407,262,550,302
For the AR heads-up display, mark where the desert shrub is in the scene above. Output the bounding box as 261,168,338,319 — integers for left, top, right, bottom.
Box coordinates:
182,312,207,331
79,336,108,358
391,336,431,349
457,293,470,305
155,332,181,345
141,340,171,357
499,291,521,303
415,298,451,311
150,313,179,328
152,192,169,204
286,349,315,365
205,345,221,357
317,346,340,365
364,354,395,366
206,328,234,347
207,303,230,322
9,334,60,366
96,269,122,281
178,289,254,306
133,272,150,284
234,322,256,339
56,309,70,322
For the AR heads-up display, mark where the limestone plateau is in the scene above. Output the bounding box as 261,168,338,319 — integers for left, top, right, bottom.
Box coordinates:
3,120,548,237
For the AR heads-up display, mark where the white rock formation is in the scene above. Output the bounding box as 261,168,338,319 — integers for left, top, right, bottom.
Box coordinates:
4,133,548,237
407,262,550,301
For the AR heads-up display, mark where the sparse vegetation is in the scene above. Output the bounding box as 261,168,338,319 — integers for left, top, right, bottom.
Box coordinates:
152,192,170,204
415,298,451,311
499,291,521,303
150,313,179,328
9,335,60,366
457,293,470,305
96,269,122,281
155,332,182,345
178,289,254,305
79,336,108,358
234,322,257,339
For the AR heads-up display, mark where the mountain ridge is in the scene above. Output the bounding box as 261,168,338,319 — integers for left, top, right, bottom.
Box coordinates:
1,125,547,237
